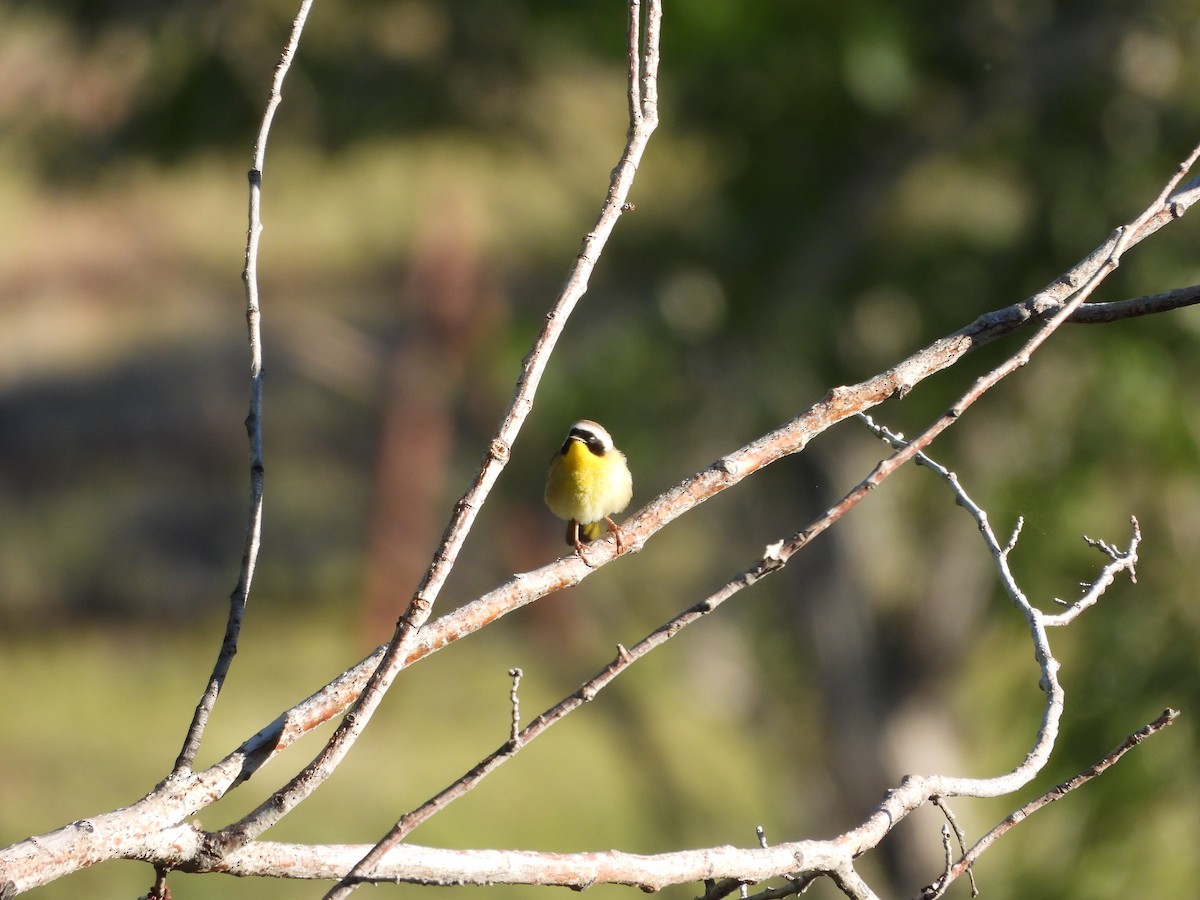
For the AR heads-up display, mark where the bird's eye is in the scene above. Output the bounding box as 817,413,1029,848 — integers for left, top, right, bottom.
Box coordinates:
588,437,605,454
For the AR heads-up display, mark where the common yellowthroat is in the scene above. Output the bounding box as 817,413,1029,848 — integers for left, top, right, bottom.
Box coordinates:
545,419,633,555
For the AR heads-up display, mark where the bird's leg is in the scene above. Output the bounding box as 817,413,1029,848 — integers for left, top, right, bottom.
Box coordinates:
604,516,626,554
571,520,600,568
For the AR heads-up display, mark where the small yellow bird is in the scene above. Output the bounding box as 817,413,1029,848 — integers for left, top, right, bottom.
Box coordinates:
545,419,633,555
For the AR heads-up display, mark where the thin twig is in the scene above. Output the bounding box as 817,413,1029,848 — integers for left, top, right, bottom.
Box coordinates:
1044,517,1141,624
930,797,977,897
172,0,316,777
921,709,1180,897
743,880,817,900
934,826,952,900
859,414,1140,626
1068,282,1200,323
145,864,172,900
828,862,882,900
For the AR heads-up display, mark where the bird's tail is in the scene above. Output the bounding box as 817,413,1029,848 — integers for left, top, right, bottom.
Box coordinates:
579,520,607,543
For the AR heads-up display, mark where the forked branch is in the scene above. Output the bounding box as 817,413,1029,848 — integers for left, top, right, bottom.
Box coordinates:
920,708,1180,898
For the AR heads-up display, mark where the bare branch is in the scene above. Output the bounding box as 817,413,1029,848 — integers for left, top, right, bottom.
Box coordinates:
921,709,1180,898
148,148,1200,798
929,798,976,898
1069,283,1200,324
931,826,953,900
169,836,868,891
857,412,1140,801
306,3,663,893
144,865,171,900
743,880,817,900
172,0,316,777
7,152,1170,882
507,668,522,744
265,402,1128,895
2,14,1194,897
860,415,1140,622
0,489,1157,898
1045,517,1141,625
827,863,882,900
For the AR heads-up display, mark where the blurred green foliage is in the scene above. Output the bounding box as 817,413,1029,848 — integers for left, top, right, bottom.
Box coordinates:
2,1,1200,898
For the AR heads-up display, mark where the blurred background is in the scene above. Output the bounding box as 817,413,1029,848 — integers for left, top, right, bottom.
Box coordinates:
2,1,1199,898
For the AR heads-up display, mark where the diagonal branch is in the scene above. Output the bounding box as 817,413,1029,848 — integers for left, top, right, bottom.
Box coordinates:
210,0,664,857
181,156,1200,796
310,378,1134,894
323,564,766,894
315,7,661,893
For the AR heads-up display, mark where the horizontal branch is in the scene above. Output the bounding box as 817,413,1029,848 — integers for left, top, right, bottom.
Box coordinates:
1068,283,1200,324
169,834,859,892
11,699,1172,899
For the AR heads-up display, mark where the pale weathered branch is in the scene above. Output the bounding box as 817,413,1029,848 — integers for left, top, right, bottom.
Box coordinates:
194,393,1145,896
919,708,1180,898
167,835,878,891
14,685,1163,900
858,411,1140,801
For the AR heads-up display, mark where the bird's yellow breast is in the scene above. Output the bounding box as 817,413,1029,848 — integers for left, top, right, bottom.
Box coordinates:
545,439,632,526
